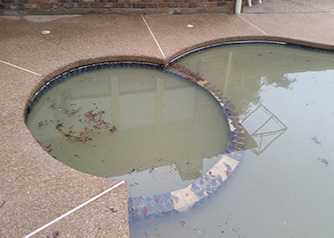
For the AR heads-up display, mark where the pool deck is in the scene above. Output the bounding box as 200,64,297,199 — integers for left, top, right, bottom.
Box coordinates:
1,2,334,237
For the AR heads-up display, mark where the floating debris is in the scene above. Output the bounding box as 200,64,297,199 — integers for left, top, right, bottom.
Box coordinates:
45,144,52,153
109,126,117,133
170,169,177,174
51,108,115,144
55,123,63,129
312,136,321,145
226,169,231,177
179,220,186,228
317,157,329,167
142,206,149,215
67,107,81,117
38,120,48,128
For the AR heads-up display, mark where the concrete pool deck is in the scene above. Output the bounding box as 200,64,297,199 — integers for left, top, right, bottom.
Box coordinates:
1,4,334,238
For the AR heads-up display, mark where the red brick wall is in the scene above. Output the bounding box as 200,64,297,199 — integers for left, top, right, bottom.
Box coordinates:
0,0,235,11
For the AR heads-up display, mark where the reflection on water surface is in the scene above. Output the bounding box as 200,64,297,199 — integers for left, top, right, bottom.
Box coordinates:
130,44,334,238
26,67,230,196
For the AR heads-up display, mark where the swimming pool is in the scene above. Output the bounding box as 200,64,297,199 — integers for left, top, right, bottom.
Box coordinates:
26,42,334,238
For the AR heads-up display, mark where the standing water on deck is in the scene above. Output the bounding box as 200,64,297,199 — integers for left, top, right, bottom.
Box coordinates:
26,67,230,196
129,44,334,237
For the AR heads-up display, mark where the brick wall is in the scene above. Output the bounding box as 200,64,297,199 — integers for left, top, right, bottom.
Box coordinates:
0,0,235,12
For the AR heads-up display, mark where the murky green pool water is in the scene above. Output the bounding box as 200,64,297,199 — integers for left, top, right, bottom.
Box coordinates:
129,44,334,237
26,43,334,238
26,67,230,197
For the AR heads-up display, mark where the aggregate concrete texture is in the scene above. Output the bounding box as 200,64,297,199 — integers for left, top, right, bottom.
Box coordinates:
1,4,334,237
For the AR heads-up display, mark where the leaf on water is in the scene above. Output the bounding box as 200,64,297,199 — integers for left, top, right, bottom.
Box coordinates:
38,120,48,128
179,220,186,228
312,136,321,145
56,123,63,129
317,157,329,167
170,169,177,174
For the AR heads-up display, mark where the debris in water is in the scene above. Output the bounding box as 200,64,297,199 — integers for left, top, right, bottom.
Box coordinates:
109,126,117,133
226,169,231,177
170,169,177,174
67,107,81,117
179,220,186,228
38,120,48,128
131,168,136,173
317,157,329,167
142,206,149,215
55,123,63,129
149,168,154,174
312,136,321,145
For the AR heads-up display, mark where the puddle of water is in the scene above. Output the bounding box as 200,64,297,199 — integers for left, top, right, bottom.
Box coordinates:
129,44,334,237
26,67,230,197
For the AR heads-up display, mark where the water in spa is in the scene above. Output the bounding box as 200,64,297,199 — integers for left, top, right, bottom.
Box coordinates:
130,44,334,237
26,67,230,197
